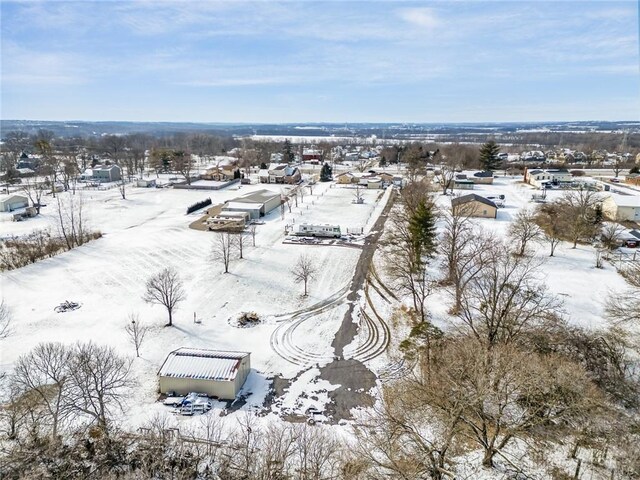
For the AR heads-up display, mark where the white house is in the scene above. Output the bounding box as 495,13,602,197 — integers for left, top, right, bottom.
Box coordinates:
0,194,29,212
524,168,573,188
158,348,251,400
91,164,122,182
602,194,640,222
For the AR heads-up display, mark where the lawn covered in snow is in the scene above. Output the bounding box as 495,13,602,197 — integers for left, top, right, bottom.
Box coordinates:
0,179,384,429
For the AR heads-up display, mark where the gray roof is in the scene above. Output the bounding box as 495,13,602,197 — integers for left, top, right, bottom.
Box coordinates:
233,189,281,204
451,194,497,209
158,348,250,382
473,171,494,178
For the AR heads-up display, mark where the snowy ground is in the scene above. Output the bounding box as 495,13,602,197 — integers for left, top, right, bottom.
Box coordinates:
0,176,387,431
430,175,632,331
1,172,636,447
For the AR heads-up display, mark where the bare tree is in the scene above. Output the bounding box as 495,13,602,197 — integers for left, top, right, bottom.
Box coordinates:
55,192,88,250
436,155,459,195
427,338,600,469
143,267,186,326
291,254,318,296
124,313,150,358
605,263,640,325
249,224,257,247
172,150,194,184
456,242,562,347
13,342,74,439
20,172,48,215
559,188,602,248
440,202,475,284
447,229,495,314
234,230,247,259
102,135,128,199
600,222,625,250
508,208,543,256
535,202,564,256
0,299,11,339
69,342,133,432
211,231,233,273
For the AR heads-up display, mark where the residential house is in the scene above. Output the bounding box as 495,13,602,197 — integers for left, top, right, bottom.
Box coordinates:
92,164,121,182
602,194,640,222
524,168,572,188
302,148,323,162
261,164,300,184
202,164,237,181
451,194,498,219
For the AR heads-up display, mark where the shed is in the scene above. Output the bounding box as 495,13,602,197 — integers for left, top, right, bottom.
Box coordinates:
158,348,251,400
472,171,495,184
223,189,282,219
137,178,156,188
602,195,640,222
451,194,498,219
0,194,29,212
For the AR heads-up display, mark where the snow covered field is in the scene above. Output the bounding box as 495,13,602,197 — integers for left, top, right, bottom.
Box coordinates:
0,179,384,430
0,173,635,439
430,176,631,331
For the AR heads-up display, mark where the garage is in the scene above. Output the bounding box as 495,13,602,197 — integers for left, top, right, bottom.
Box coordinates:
158,348,251,400
0,194,29,213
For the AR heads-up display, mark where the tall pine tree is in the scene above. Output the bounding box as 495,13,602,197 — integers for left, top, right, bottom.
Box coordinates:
408,199,438,263
282,139,295,164
479,140,501,171
320,162,333,181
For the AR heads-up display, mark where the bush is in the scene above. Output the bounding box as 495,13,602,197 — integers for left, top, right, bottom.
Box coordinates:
0,229,102,271
186,198,211,214
570,170,585,177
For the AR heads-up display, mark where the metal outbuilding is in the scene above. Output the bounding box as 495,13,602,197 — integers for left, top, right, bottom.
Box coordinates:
0,194,28,212
158,348,251,400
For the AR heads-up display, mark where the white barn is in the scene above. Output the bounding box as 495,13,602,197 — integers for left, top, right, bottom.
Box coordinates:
0,194,28,212
158,348,251,400
602,194,640,222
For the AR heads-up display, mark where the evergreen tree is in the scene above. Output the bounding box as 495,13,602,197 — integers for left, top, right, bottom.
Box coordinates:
479,140,501,171
260,162,268,170
408,199,438,262
161,150,172,173
282,139,295,164
320,162,333,182
379,156,387,168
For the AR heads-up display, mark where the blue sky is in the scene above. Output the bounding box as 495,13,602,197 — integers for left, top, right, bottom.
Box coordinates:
1,0,638,122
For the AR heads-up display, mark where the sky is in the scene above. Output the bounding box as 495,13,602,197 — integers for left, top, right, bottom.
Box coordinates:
1,0,639,123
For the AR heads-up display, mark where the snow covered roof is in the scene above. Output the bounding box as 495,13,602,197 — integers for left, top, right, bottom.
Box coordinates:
237,189,281,204
451,194,497,209
0,193,28,200
225,201,263,210
158,347,250,382
607,194,640,208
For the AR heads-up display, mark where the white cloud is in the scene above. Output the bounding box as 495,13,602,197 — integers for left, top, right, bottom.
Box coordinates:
397,7,439,29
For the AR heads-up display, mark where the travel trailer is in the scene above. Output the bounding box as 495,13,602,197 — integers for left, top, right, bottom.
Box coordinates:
294,224,342,238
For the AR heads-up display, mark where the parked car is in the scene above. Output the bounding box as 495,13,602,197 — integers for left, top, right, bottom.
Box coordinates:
163,395,185,407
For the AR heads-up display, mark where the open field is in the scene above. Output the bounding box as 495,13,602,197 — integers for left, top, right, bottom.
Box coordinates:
0,178,388,429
